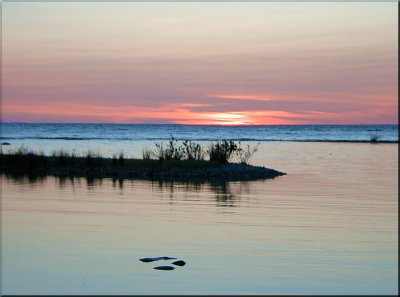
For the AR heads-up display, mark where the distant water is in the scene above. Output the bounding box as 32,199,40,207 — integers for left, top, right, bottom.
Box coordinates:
1,123,398,142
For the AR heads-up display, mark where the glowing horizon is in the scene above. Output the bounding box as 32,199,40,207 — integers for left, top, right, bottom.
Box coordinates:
2,2,398,125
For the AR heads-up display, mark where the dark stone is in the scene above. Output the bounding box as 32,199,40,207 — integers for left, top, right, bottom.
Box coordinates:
172,260,186,266
159,256,177,261
1,142,10,145
153,266,175,271
139,258,154,263
139,256,177,263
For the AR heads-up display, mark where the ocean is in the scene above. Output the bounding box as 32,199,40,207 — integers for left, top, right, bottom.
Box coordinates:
1,123,398,294
1,123,398,157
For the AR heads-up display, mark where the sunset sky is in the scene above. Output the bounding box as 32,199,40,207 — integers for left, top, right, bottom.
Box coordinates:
2,2,398,125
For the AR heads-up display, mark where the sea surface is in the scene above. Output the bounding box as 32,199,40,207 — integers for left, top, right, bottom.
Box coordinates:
1,123,398,157
1,124,398,294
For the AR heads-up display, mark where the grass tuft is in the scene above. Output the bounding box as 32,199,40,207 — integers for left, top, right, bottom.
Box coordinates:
142,147,153,160
85,149,103,166
182,140,205,161
236,142,260,165
153,136,184,161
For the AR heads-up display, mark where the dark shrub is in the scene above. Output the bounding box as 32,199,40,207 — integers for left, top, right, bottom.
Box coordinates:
153,136,184,161
208,140,238,163
85,150,103,166
182,140,205,161
118,151,125,165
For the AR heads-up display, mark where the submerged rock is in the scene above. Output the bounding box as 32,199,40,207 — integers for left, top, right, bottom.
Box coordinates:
139,256,177,263
1,142,10,145
172,260,186,266
153,265,175,271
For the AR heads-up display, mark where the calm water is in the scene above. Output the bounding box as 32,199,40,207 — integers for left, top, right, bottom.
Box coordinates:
1,141,398,295
2,123,399,142
1,123,398,158
1,123,399,158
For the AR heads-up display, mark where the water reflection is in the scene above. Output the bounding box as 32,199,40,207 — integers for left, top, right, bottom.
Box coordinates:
85,177,103,189
2,173,47,185
56,176,76,189
151,179,241,207
2,173,253,207
111,178,124,189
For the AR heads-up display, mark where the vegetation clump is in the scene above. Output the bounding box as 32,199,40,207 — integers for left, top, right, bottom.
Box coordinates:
144,137,258,165
112,151,125,165
142,147,152,160
208,140,238,164
3,146,47,169
151,137,206,161
236,142,260,165
85,149,104,166
0,138,285,182
182,140,205,161
153,137,184,161
52,149,77,166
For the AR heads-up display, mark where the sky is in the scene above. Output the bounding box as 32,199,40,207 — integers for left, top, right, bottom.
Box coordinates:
2,2,398,125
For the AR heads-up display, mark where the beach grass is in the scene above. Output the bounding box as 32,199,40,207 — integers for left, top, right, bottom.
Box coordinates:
0,141,285,182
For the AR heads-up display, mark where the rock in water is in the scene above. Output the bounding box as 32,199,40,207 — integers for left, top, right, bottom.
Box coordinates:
139,258,154,263
153,266,175,271
158,256,177,261
1,142,10,145
139,256,177,263
172,260,186,266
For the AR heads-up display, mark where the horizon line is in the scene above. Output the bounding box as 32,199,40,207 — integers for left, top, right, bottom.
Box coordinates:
1,121,398,126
